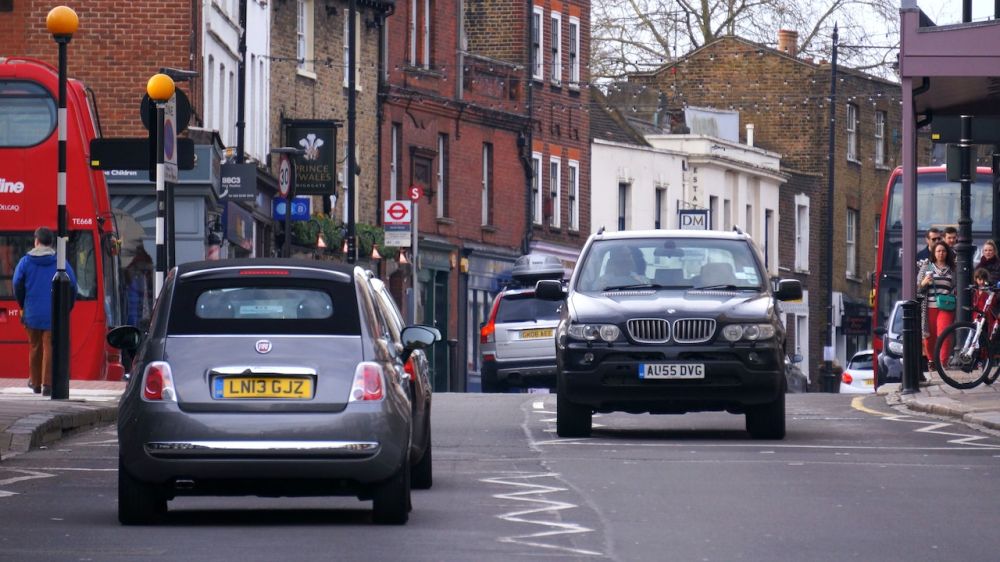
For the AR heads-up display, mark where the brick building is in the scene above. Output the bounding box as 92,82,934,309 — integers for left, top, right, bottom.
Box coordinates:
380,0,589,391
617,32,904,381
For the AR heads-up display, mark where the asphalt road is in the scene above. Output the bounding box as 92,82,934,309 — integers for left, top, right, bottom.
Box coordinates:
0,393,998,562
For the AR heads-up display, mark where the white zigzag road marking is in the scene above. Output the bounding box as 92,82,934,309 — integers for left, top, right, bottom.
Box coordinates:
851,396,1000,449
482,472,603,557
0,469,56,499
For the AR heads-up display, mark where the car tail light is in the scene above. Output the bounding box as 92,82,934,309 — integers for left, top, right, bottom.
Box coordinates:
480,296,502,344
842,372,853,385
142,361,177,401
350,362,384,402
404,357,416,379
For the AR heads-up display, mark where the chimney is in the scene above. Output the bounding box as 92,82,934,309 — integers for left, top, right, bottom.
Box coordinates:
746,123,755,147
777,29,798,57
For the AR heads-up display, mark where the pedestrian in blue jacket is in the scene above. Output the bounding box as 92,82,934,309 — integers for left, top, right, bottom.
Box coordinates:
13,227,77,396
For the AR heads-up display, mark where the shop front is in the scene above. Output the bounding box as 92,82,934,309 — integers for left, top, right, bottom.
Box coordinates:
460,244,519,392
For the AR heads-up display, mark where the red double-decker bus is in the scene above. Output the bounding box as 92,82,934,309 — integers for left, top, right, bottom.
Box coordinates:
872,165,994,366
0,57,125,381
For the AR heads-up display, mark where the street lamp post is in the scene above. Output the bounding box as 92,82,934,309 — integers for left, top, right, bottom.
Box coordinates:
47,6,79,401
146,74,176,296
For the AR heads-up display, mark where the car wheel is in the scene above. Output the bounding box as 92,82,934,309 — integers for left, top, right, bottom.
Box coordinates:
118,457,166,525
411,418,433,490
745,391,786,440
556,388,591,438
372,461,410,525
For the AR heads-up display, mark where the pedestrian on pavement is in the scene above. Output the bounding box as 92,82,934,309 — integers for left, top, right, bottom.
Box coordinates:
917,241,955,371
975,239,1000,286
943,226,958,248
915,227,942,266
12,227,78,396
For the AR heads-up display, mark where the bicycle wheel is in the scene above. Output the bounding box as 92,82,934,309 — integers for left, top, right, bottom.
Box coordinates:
934,321,990,389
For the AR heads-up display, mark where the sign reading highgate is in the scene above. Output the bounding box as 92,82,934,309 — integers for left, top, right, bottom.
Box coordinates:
283,119,340,196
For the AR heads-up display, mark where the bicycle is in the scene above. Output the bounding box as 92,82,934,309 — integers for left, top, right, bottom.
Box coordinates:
933,284,1000,389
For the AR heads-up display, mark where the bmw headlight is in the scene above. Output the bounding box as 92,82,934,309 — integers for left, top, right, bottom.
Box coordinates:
887,340,903,355
568,323,621,342
721,323,776,342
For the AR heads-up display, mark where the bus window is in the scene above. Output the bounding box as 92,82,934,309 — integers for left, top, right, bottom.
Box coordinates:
0,80,56,147
0,232,35,298
70,231,97,300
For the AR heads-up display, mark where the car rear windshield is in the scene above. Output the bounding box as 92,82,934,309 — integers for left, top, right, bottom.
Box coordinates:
166,279,361,335
849,354,874,370
496,293,562,322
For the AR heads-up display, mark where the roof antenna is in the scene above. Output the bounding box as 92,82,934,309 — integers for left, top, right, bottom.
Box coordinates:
597,226,606,235
732,224,744,235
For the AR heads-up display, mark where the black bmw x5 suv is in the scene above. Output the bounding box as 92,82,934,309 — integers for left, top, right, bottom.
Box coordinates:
536,229,802,439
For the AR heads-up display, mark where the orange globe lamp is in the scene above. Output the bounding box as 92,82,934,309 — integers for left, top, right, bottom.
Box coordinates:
146,74,175,102
46,6,79,37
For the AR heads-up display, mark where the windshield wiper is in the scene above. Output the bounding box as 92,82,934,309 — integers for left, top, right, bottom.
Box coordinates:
602,283,664,291
692,284,757,291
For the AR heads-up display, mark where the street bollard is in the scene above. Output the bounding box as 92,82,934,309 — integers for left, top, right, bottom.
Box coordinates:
901,299,921,394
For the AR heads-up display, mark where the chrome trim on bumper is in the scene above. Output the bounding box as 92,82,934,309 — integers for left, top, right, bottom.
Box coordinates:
144,440,380,458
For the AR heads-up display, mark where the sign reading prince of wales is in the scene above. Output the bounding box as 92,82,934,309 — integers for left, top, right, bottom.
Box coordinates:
284,120,339,195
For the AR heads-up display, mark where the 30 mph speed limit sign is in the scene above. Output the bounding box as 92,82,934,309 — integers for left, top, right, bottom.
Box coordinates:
278,154,293,198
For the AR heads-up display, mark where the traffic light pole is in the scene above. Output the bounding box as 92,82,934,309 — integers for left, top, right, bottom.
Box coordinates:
51,32,73,400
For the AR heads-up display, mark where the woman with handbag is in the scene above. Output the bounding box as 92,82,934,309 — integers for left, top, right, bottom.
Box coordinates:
918,241,956,370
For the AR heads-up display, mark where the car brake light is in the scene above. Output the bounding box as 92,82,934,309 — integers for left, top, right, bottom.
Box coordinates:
143,361,177,401
350,362,384,402
480,295,502,344
842,372,853,385
404,357,415,378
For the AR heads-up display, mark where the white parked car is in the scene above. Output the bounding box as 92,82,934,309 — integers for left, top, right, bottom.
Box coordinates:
840,349,875,394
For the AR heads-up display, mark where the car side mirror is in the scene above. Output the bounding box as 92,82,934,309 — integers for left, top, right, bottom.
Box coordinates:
400,325,440,362
790,353,803,363
535,279,566,301
107,325,142,351
774,279,803,302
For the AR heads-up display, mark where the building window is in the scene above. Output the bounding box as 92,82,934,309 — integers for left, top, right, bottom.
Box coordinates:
709,195,718,230
568,160,579,231
874,213,880,249
655,188,664,229
531,6,544,80
723,198,731,231
296,0,314,75
532,152,543,225
550,12,562,85
390,123,402,200
846,207,859,278
874,110,886,167
482,143,493,226
205,55,214,129
795,195,810,272
437,134,448,218
745,204,753,237
410,0,432,68
568,17,580,86
846,103,858,163
618,182,630,231
343,12,361,89
549,157,561,227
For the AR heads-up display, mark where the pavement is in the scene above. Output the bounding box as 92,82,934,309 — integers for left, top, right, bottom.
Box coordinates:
1,373,999,461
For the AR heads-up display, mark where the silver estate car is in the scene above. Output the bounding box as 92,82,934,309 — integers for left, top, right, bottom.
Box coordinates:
107,259,438,525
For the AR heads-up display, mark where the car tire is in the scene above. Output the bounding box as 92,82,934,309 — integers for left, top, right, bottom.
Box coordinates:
118,457,166,525
372,461,410,525
411,418,433,490
745,391,786,440
556,386,591,438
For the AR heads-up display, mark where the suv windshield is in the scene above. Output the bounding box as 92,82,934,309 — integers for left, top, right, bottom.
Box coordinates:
496,293,562,323
575,237,764,292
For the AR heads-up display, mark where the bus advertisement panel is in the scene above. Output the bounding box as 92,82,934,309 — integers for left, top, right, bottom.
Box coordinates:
0,57,125,381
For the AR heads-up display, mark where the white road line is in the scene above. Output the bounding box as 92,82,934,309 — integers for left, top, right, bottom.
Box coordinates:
530,439,999,451
0,469,56,498
481,472,602,557
851,396,1000,449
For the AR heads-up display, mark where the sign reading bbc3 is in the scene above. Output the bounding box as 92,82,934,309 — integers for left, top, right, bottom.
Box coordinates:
284,120,338,195
678,209,710,230
220,162,257,201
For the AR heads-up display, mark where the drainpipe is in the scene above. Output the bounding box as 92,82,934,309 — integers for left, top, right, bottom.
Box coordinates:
521,0,535,256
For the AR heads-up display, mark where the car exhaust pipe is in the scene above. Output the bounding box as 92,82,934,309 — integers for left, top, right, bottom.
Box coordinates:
174,478,195,490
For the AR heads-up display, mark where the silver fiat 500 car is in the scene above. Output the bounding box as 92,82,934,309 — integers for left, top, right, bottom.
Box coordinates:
107,259,438,525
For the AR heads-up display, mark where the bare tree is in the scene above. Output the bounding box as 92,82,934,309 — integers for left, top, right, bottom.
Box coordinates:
592,0,900,83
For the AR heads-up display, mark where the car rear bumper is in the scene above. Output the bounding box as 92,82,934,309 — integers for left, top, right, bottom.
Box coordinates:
481,357,557,388
557,342,784,413
119,402,409,487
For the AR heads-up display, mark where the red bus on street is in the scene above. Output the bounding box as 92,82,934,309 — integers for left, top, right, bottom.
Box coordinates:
0,57,126,381
872,165,994,373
